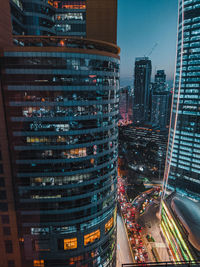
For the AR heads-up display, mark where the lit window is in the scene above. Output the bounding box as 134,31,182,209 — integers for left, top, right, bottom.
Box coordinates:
64,238,77,250
84,229,100,246
69,256,83,265
33,260,44,267
105,217,114,233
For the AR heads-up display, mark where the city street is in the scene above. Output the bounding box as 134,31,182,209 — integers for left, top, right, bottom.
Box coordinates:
138,203,172,262
117,214,134,267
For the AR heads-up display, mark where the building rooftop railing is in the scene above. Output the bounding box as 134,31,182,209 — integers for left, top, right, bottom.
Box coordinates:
12,35,120,55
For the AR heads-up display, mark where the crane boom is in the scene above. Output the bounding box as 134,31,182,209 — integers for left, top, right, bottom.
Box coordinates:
145,42,158,57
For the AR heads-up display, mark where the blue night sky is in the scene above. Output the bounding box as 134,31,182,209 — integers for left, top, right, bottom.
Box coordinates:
118,0,178,86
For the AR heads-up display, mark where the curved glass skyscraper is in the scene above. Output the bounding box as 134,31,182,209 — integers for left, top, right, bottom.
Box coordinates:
1,36,119,267
163,0,200,199
0,0,119,266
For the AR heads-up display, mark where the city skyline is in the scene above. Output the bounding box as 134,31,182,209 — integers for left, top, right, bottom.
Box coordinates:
118,0,178,86
1,0,200,266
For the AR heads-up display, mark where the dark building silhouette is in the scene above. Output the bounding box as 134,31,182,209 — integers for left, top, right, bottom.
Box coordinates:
133,57,152,123
0,1,119,267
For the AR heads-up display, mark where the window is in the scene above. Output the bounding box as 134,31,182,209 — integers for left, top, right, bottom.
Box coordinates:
0,178,5,187
64,238,77,250
0,190,7,199
5,240,13,253
0,164,3,174
34,240,50,252
3,227,11,235
0,203,8,211
84,230,100,246
105,217,114,233
1,215,9,224
33,260,44,267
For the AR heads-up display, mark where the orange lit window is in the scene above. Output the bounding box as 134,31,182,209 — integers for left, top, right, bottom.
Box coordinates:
33,260,44,267
84,229,100,246
69,255,83,265
54,1,86,9
64,238,77,250
105,217,114,233
48,0,53,6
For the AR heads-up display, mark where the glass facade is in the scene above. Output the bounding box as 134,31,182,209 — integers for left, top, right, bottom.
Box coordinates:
133,57,152,123
10,0,86,37
1,43,119,266
163,0,200,199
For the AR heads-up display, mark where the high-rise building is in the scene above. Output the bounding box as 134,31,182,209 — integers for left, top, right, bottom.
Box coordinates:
161,0,200,262
119,87,129,121
163,0,200,198
151,70,171,129
154,70,166,93
151,92,171,129
0,1,119,267
10,0,117,43
119,86,133,122
133,57,152,123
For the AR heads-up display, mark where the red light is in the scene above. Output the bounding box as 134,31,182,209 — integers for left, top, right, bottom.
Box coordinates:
60,40,65,46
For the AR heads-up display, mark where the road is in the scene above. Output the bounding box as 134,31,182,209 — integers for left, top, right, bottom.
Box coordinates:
138,203,172,262
117,214,134,267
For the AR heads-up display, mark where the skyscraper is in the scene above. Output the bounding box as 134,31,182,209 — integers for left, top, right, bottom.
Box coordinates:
119,87,129,121
119,86,133,122
151,70,171,129
163,0,200,198
154,70,166,93
0,1,119,267
161,0,200,261
133,57,152,123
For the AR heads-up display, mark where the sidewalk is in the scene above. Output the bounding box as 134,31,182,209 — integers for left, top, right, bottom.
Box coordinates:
117,214,134,267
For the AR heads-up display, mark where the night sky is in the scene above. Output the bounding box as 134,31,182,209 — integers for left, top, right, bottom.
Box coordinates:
118,0,178,87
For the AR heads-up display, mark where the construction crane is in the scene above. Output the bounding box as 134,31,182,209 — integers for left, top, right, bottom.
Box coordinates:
144,42,158,58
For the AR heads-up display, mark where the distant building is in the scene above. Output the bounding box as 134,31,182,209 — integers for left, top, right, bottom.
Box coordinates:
119,87,129,121
151,70,171,129
119,86,133,122
133,57,152,123
154,70,166,93
151,92,171,129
